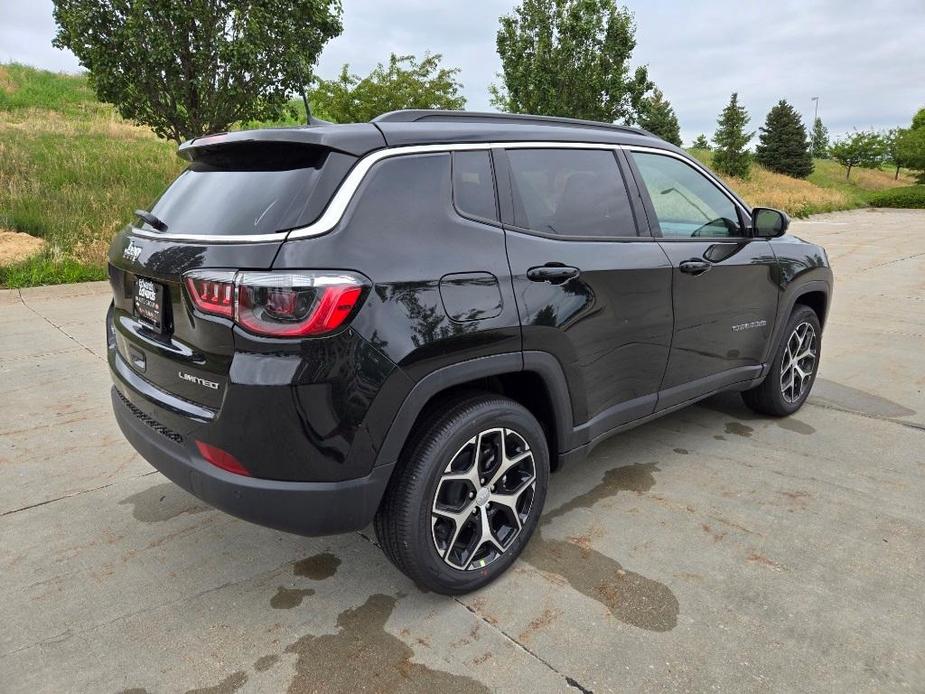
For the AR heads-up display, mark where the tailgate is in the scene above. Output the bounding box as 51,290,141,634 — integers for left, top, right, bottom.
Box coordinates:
108,234,282,410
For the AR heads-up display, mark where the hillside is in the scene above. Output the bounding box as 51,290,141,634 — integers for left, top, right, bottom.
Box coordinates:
0,64,182,286
689,150,915,217
0,63,919,287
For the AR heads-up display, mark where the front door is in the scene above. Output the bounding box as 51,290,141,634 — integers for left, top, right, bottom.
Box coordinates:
627,150,780,409
497,146,674,445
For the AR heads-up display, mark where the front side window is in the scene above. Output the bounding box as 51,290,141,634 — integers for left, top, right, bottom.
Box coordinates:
631,152,742,238
507,148,636,238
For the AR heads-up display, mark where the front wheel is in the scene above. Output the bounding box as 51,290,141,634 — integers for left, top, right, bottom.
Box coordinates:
742,305,822,416
374,393,549,594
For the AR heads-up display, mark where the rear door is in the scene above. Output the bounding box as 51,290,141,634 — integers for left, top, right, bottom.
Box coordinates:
626,149,779,409
497,146,673,444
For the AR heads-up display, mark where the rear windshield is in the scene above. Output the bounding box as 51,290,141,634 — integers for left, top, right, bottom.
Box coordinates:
145,143,354,237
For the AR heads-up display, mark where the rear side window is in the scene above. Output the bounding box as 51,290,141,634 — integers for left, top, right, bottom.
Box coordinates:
452,151,498,222
507,148,636,238
145,143,354,237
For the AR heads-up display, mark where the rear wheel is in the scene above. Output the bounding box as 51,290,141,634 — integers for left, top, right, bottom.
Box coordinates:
374,393,549,594
743,305,822,416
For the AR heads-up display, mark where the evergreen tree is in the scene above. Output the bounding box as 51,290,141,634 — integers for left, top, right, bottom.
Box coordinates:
755,100,813,178
691,134,711,150
712,93,753,178
810,117,830,159
637,88,682,146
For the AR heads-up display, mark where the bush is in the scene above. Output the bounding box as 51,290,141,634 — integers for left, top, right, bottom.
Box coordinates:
868,186,925,208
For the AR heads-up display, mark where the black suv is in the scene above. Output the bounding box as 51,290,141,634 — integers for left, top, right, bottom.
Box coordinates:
108,110,832,593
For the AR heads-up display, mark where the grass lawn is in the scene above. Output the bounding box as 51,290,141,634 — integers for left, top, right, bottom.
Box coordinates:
0,64,183,287
0,63,921,287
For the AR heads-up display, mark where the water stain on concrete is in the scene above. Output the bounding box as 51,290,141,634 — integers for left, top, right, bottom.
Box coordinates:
284,594,489,693
293,551,341,580
673,447,689,455
517,606,562,642
811,378,916,419
270,586,315,609
746,552,784,571
725,421,754,438
713,435,726,441
701,523,726,543
521,463,678,631
777,418,816,435
522,534,679,632
779,490,811,510
542,462,660,526
253,654,278,672
118,483,209,523
184,671,247,694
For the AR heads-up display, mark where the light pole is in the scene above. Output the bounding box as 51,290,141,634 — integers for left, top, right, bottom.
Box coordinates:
810,96,820,157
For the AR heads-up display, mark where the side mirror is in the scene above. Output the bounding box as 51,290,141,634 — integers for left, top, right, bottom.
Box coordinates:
751,207,790,238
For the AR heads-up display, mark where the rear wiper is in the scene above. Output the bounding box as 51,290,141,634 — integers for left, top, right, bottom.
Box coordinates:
133,209,168,232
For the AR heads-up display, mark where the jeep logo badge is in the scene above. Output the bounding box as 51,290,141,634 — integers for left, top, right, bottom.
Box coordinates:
123,241,142,263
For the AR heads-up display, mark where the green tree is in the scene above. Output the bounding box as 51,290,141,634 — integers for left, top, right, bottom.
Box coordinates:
755,100,813,178
311,53,465,123
492,0,652,124
895,108,925,183
913,107,925,131
637,88,682,145
883,128,906,180
690,134,711,150
712,93,753,178
896,127,925,184
810,117,830,159
52,0,342,144
829,130,884,179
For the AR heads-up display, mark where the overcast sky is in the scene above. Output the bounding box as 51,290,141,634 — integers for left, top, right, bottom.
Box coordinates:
1,0,922,144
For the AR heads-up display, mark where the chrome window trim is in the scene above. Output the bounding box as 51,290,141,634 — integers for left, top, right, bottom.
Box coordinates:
287,141,627,241
129,140,737,244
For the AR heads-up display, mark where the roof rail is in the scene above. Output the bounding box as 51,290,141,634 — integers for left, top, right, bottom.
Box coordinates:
373,110,653,137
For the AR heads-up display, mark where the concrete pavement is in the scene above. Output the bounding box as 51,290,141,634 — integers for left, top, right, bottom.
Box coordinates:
1,208,923,692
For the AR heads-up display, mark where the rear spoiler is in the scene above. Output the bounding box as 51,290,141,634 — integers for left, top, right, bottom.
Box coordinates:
178,123,386,161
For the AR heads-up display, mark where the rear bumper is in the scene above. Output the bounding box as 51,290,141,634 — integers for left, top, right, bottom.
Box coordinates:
111,386,394,536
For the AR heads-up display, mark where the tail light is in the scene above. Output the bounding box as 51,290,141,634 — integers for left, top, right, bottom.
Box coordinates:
183,270,367,338
184,271,235,318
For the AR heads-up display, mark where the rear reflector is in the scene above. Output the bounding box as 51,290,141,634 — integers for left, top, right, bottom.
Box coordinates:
183,270,367,338
195,440,251,476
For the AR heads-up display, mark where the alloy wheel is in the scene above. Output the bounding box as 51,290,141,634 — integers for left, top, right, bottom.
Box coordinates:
780,321,818,403
431,427,537,570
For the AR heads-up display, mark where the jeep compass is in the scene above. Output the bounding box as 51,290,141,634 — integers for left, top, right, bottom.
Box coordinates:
107,110,832,593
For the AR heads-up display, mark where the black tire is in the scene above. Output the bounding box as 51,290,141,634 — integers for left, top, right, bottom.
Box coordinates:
742,305,822,417
374,392,550,594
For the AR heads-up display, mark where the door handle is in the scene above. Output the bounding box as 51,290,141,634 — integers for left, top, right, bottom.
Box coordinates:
678,259,712,276
526,264,580,284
